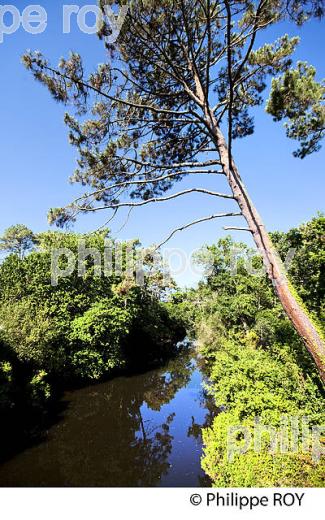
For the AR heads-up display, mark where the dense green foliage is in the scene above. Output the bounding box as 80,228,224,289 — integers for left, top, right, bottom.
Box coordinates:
172,215,325,487
0,217,324,486
0,229,185,415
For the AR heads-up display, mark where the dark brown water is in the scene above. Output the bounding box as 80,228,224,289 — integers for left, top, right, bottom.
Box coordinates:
0,346,215,487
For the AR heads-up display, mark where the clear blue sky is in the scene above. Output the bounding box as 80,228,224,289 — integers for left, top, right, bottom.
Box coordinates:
0,1,324,285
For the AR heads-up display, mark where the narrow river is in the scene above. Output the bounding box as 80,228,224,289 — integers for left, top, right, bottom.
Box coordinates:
0,345,215,487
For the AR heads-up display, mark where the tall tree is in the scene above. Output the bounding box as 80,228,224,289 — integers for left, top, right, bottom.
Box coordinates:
23,0,325,380
0,225,35,259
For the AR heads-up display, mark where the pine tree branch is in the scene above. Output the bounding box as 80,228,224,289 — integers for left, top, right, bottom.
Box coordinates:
73,169,225,204
76,188,235,212
156,211,242,249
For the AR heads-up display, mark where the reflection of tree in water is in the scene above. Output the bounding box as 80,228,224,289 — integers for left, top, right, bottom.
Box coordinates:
143,348,194,411
178,356,217,489
187,390,216,443
55,354,193,487
186,379,217,488
186,356,217,442
134,411,176,485
0,347,196,487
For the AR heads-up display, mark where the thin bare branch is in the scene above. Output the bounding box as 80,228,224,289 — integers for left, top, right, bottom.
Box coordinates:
156,211,242,249
223,226,253,232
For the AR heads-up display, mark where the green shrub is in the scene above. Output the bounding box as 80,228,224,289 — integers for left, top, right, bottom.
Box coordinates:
201,336,325,487
29,370,51,407
68,299,132,379
69,350,107,381
202,410,325,487
0,299,66,371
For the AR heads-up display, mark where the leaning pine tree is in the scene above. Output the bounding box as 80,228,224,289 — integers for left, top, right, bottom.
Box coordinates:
23,0,325,381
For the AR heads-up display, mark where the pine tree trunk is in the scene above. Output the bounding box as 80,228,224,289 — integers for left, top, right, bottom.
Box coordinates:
209,115,325,382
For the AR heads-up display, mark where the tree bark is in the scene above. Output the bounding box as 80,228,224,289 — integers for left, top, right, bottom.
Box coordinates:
208,112,325,383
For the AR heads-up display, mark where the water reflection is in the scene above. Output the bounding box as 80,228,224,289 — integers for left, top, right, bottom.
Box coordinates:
0,346,215,487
